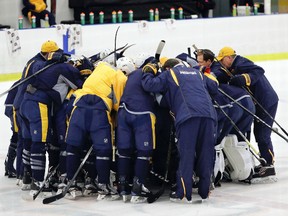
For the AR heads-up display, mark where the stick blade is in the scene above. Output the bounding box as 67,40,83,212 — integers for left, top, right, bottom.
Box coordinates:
147,185,165,204
155,40,166,61
42,192,64,204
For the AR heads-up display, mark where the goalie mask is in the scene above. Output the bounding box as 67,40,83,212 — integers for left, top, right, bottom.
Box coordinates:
116,57,136,76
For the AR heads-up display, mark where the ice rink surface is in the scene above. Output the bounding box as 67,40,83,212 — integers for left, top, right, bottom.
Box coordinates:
0,60,288,216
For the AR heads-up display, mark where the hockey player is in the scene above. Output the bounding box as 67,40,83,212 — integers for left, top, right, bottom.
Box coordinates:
215,47,278,179
3,81,20,178
13,40,60,188
55,57,96,197
115,57,156,203
142,58,218,202
65,60,127,200
19,50,83,196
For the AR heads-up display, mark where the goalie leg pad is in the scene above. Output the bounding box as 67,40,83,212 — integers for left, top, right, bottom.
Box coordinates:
214,143,225,185
223,135,255,181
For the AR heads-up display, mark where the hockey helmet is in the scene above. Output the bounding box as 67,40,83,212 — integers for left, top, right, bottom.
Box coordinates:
116,57,136,75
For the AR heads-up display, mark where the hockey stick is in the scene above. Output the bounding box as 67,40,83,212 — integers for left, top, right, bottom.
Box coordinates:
187,47,191,57
213,99,267,166
0,61,58,98
219,88,288,143
42,146,93,204
147,121,174,203
149,170,169,183
114,26,120,66
119,43,136,57
91,43,129,65
155,40,166,62
244,88,288,138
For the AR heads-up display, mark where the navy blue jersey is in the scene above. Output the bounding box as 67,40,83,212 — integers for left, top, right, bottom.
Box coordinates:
120,69,156,113
13,53,46,110
26,62,83,105
4,80,20,118
142,64,217,129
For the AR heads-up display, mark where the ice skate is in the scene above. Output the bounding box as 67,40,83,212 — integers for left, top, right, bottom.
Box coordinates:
130,177,150,203
251,165,277,184
118,176,131,202
21,170,32,191
169,191,192,203
97,183,120,201
83,177,98,197
64,181,83,200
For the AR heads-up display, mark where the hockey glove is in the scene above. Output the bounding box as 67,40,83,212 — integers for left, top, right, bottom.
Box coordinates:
142,63,159,75
229,75,246,87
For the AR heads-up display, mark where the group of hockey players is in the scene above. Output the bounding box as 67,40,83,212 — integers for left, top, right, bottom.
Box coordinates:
3,39,280,204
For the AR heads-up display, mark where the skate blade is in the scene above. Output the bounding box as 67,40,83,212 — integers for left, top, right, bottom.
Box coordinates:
83,190,98,197
130,196,147,203
21,192,34,201
42,191,53,198
16,179,23,187
170,197,192,203
21,184,31,191
97,194,120,201
64,190,82,200
122,194,131,202
251,176,278,184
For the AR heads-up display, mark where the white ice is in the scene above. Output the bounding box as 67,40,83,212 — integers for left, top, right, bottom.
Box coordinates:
0,60,288,216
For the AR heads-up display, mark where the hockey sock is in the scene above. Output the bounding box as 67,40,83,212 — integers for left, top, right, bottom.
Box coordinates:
66,145,81,180
95,149,111,184
117,148,132,177
22,138,32,174
134,150,152,184
30,142,46,182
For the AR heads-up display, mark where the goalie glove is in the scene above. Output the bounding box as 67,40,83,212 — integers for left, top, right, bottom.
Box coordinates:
142,63,159,75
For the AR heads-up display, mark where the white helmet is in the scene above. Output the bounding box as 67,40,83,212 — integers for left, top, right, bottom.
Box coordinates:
116,57,136,75
133,52,151,68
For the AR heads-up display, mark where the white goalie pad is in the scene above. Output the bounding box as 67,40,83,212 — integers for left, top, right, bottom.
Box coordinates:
214,142,225,183
223,135,255,181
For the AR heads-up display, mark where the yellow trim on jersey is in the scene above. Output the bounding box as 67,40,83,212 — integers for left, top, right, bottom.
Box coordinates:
65,106,77,140
12,107,19,133
204,72,219,85
66,89,75,100
243,73,251,86
170,69,179,86
24,60,35,78
150,113,156,149
106,110,114,146
39,102,48,142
